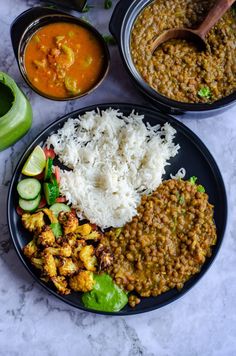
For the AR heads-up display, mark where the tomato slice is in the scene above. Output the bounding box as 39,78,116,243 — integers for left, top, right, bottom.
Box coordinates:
90,223,98,231
56,197,67,203
16,206,24,216
34,171,45,180
44,147,55,159
71,208,77,216
38,197,47,209
54,166,60,184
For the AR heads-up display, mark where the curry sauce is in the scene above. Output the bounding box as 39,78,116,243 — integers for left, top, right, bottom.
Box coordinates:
24,22,105,98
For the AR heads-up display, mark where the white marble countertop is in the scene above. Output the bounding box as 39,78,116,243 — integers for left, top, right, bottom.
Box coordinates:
0,1,236,355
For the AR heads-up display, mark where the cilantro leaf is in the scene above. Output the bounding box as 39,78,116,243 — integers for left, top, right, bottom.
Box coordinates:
103,34,116,45
189,176,198,184
82,4,94,12
197,185,205,193
198,87,212,99
104,0,112,9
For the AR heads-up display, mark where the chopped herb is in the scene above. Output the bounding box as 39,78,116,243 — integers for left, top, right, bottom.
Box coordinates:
179,195,185,204
82,4,94,13
103,34,116,45
189,176,198,185
197,185,205,193
104,0,112,9
198,87,212,99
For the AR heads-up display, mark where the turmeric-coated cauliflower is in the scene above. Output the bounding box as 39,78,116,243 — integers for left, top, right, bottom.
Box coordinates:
45,242,72,257
22,212,44,233
58,258,79,276
42,208,58,224
58,211,78,235
51,276,70,295
79,245,97,272
23,239,38,259
37,225,55,247
76,224,92,236
43,251,57,277
31,257,44,270
69,271,95,292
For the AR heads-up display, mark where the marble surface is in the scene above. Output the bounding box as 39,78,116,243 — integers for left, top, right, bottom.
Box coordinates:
0,1,236,355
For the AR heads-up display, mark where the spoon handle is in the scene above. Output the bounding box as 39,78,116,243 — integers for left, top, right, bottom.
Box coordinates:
197,0,236,39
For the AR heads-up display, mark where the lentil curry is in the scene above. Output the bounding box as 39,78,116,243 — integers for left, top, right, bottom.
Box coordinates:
24,22,105,98
99,179,217,307
131,0,236,103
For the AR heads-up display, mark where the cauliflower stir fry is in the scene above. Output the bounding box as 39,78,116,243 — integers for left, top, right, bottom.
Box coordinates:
22,210,102,295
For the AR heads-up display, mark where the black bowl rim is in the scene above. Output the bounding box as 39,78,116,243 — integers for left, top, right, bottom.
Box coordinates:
111,0,236,112
7,102,227,315
15,9,110,101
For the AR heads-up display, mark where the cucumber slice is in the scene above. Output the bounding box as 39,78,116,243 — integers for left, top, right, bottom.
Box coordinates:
43,182,59,205
44,158,53,181
19,194,41,212
50,203,71,217
50,223,63,238
17,178,41,200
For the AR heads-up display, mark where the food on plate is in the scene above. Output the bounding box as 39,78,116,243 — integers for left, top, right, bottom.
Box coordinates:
98,179,217,304
46,108,180,228
17,110,217,312
24,22,105,98
131,0,236,103
82,273,128,312
22,145,46,176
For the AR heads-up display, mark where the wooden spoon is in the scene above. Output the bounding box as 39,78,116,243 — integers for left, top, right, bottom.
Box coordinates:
150,0,236,53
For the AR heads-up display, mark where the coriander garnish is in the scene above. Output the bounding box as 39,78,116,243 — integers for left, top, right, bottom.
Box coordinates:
189,176,198,185
104,0,112,9
198,87,212,100
103,34,116,45
82,4,94,13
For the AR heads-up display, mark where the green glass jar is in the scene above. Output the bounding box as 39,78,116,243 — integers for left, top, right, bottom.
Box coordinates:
0,72,32,151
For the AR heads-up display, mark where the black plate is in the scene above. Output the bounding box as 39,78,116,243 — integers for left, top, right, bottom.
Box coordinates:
7,103,227,315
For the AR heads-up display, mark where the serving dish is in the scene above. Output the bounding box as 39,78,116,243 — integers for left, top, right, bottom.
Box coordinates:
10,7,110,101
7,103,227,315
109,0,236,118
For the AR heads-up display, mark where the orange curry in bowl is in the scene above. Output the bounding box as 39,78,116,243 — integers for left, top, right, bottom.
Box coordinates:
24,22,105,99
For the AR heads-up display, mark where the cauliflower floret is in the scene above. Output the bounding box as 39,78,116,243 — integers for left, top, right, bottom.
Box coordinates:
43,251,57,277
42,208,58,224
23,239,38,259
58,258,79,276
31,257,44,270
71,239,86,259
76,224,92,236
83,231,101,241
79,245,97,272
58,211,78,235
69,271,95,292
51,276,70,295
45,242,72,257
22,212,44,233
37,225,55,247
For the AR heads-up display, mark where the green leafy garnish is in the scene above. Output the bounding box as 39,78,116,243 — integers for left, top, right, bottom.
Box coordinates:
179,195,185,204
198,87,212,99
197,185,205,193
82,4,94,12
189,176,198,184
104,0,112,9
103,34,116,45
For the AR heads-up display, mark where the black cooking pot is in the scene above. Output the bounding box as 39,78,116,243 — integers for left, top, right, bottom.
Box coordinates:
109,0,236,118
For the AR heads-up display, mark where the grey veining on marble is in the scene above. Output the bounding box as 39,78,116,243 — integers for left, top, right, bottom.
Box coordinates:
0,1,236,355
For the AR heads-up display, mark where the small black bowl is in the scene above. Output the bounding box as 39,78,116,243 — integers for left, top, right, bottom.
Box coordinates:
110,0,236,118
11,7,110,101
